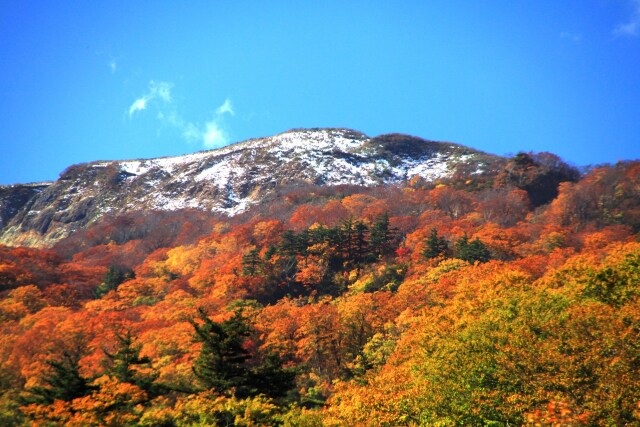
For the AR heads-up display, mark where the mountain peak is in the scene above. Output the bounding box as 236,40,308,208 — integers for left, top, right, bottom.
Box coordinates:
0,129,498,246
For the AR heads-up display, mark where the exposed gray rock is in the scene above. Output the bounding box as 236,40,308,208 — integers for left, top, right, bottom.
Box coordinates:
0,183,52,230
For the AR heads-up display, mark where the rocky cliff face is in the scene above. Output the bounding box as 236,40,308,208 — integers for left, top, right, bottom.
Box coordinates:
0,183,52,231
0,128,497,247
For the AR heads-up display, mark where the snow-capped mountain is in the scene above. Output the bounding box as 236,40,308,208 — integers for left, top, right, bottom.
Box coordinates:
0,128,498,246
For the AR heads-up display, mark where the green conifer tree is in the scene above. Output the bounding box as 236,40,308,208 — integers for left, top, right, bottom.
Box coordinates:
353,220,369,264
422,228,449,259
369,213,394,258
456,235,491,263
191,308,251,396
94,266,134,298
241,248,262,277
191,308,296,399
103,330,156,393
27,351,91,404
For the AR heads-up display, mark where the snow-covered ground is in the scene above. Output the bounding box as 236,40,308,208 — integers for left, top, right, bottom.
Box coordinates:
64,128,478,219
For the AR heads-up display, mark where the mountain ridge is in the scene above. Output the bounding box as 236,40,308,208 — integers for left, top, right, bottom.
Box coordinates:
0,128,499,247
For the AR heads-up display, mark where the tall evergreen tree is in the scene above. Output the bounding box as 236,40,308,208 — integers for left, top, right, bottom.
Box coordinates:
247,353,297,399
27,351,91,404
296,229,310,258
456,235,491,263
190,308,296,399
369,213,394,258
103,329,156,393
353,220,369,264
241,248,262,277
279,230,299,258
339,216,356,262
466,238,492,263
422,228,449,259
94,265,134,298
455,234,470,259
191,308,251,396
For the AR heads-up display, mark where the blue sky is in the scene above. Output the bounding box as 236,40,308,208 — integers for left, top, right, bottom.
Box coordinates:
1,1,639,185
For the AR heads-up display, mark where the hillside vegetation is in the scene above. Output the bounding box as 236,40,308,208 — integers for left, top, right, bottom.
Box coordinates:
0,157,639,426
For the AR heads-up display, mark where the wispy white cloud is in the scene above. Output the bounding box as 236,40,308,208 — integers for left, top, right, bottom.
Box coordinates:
202,121,229,148
109,60,117,74
129,98,147,116
216,98,234,116
128,81,173,118
151,81,173,103
128,81,234,149
148,95,235,149
182,120,229,149
179,103,233,149
614,0,640,37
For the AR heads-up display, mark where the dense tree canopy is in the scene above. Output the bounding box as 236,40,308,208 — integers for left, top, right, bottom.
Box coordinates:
0,159,638,425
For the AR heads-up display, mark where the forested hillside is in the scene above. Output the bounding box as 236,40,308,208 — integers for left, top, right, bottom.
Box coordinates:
1,157,639,426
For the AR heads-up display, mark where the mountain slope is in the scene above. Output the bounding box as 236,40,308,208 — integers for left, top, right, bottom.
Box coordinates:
0,128,497,247
0,182,51,231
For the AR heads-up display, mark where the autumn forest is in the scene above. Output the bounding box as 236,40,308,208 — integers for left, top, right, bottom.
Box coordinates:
1,153,640,426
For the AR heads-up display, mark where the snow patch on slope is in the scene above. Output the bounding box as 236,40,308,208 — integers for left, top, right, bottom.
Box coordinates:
404,153,451,181
195,161,234,185
104,128,471,216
